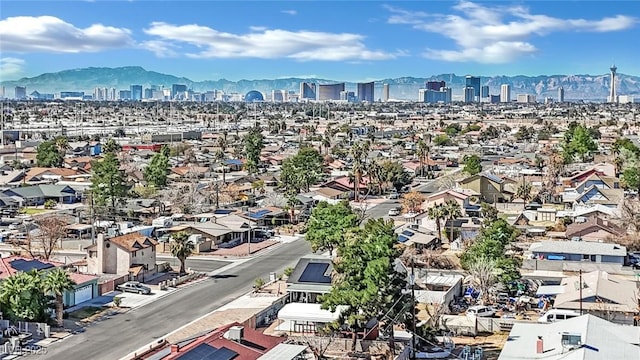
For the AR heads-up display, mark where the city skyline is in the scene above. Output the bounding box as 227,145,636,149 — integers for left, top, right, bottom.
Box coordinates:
0,1,639,82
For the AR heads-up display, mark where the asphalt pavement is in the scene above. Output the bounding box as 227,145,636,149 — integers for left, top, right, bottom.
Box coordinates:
156,255,230,273
40,238,312,360
363,177,447,221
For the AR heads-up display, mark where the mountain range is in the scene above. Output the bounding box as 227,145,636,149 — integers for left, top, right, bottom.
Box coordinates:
2,66,639,101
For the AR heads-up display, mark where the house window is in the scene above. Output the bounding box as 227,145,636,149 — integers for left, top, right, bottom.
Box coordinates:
583,255,589,260
590,255,596,262
141,251,144,256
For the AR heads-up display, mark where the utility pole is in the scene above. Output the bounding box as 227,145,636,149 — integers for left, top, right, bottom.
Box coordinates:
411,258,417,360
579,269,583,315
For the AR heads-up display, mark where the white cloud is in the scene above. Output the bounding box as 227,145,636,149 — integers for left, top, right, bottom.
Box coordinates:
0,16,133,53
0,58,25,80
386,1,637,63
143,22,403,61
281,10,297,16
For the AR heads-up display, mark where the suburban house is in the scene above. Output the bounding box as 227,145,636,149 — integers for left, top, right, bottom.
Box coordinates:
423,189,470,209
2,184,79,206
165,222,235,252
499,315,640,360
309,187,349,204
457,173,513,203
140,322,286,360
565,217,626,242
286,255,333,304
396,223,439,249
275,302,348,335
562,163,616,187
86,233,158,282
527,241,626,265
23,167,82,184
570,185,624,208
0,256,98,307
550,271,639,325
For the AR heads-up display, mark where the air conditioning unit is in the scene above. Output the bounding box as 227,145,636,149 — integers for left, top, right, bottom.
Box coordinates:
228,326,244,342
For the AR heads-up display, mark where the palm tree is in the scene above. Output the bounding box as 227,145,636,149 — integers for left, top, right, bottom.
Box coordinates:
444,200,462,242
55,136,70,154
427,204,445,243
468,257,498,305
349,143,366,202
43,268,76,327
170,231,195,275
416,139,428,177
321,135,331,155
367,161,385,194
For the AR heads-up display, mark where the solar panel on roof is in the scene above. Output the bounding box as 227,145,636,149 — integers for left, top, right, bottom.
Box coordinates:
298,262,331,283
398,235,410,243
10,259,54,272
214,209,234,215
177,343,219,360
207,347,238,360
246,209,270,219
401,230,415,237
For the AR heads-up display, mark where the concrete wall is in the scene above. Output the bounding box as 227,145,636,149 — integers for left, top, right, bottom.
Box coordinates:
130,246,157,272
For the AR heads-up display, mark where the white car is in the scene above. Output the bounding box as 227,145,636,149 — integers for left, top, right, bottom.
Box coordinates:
466,305,495,318
388,208,401,216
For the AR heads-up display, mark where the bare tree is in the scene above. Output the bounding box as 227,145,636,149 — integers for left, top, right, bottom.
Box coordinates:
619,197,640,234
21,216,68,260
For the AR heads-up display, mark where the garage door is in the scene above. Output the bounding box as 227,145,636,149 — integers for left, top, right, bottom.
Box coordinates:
74,285,93,305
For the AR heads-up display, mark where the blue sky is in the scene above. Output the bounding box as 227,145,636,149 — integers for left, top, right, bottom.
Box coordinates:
1,0,639,82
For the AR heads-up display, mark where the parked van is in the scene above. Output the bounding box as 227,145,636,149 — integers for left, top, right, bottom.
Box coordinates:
537,309,580,323
466,305,495,318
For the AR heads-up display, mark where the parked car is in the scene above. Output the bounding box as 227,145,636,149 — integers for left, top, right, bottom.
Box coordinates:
466,305,495,318
388,208,401,216
118,281,151,295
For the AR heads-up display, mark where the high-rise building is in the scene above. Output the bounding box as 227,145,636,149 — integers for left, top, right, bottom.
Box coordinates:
558,87,565,103
419,88,451,103
299,82,317,100
357,82,375,102
481,85,490,99
608,65,618,103
382,83,389,102
130,85,143,101
171,84,188,100
500,84,511,103
271,90,287,102
463,86,475,103
14,86,26,100
110,88,117,101
517,94,536,103
317,83,344,101
340,91,356,102
119,90,131,100
0,86,5,99
426,81,446,91
465,76,481,101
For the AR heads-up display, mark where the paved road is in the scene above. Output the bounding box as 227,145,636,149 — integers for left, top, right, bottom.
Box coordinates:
156,255,230,273
41,239,312,360
364,177,446,221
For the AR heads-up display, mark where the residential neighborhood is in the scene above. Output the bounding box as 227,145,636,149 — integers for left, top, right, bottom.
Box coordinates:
0,99,638,360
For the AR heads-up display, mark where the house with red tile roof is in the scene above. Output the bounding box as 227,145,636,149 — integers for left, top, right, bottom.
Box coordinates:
0,256,98,307
139,322,286,360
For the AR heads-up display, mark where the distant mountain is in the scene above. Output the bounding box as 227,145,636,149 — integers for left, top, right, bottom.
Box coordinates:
2,66,639,101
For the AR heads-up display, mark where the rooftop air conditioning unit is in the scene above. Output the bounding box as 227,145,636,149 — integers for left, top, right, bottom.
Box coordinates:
228,326,244,342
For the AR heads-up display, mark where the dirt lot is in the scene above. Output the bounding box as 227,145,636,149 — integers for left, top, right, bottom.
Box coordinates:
450,333,509,360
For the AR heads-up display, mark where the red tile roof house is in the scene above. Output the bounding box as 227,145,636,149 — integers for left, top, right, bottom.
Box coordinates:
138,322,285,360
0,256,99,307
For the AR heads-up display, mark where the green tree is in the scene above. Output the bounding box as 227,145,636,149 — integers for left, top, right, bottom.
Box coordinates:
43,268,76,327
433,134,452,146
55,136,70,154
622,166,640,194
305,201,359,254
103,138,121,154
144,148,170,187
280,147,325,192
562,124,598,163
0,270,50,322
463,154,483,175
515,182,533,203
243,126,264,174
36,140,63,167
321,218,404,350
444,200,462,242
91,152,128,208
427,204,445,242
381,160,412,192
170,231,195,275
480,202,498,225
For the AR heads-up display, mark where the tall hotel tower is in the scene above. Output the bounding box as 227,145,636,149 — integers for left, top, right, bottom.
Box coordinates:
558,87,565,103
382,84,390,102
500,84,511,103
608,65,618,103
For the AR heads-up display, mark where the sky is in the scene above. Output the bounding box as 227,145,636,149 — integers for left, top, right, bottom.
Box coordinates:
0,0,639,82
